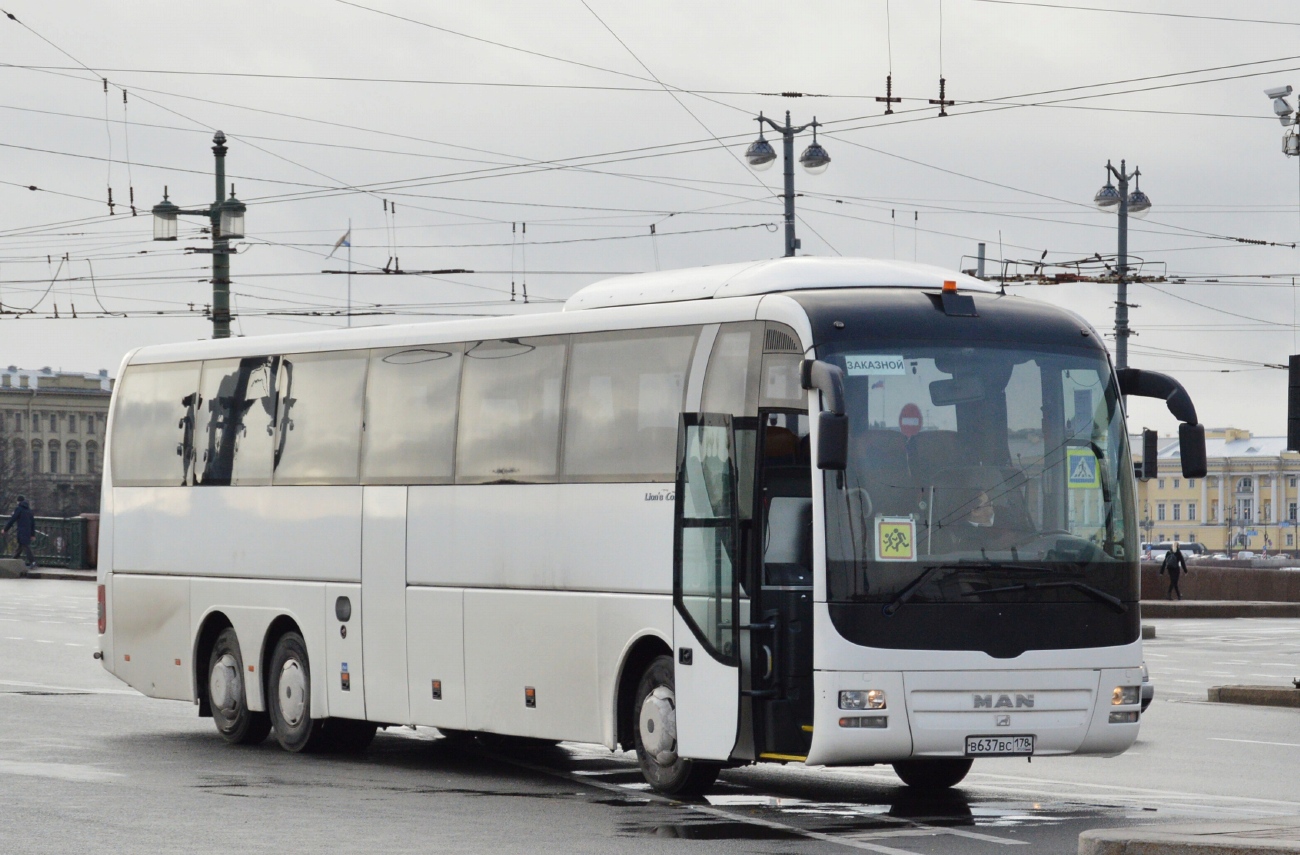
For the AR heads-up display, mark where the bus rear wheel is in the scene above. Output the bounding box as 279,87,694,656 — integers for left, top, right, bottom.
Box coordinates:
207,628,271,745
632,655,720,797
267,631,326,753
891,758,973,790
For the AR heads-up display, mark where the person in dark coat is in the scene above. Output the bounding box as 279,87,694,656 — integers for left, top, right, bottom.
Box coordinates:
1159,540,1188,600
3,495,36,571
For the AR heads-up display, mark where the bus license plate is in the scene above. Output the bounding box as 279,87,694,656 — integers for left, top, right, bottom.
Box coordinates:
965,735,1034,756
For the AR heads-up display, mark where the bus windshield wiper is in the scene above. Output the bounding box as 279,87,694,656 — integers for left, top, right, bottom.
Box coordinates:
883,564,979,617
960,579,1127,613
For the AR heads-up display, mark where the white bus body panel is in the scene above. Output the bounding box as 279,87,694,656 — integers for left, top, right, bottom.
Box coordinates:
325,583,366,720
407,587,467,730
111,574,191,700
407,484,673,594
672,609,740,761
112,486,361,582
361,486,409,725
463,590,602,742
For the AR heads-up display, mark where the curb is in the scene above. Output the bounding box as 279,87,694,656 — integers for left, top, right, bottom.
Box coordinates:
1208,685,1300,709
1079,817,1300,854
1141,601,1300,618
23,569,96,582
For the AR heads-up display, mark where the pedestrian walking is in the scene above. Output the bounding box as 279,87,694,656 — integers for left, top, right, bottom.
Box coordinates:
1158,540,1188,600
3,495,36,574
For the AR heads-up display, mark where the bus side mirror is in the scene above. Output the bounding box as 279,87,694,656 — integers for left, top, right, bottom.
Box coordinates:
1179,423,1207,478
801,359,849,470
818,412,848,471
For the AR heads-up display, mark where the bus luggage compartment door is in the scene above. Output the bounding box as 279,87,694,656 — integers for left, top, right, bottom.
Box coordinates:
672,414,741,761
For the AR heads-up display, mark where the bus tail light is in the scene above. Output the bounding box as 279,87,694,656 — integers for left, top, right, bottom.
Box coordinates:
97,584,105,634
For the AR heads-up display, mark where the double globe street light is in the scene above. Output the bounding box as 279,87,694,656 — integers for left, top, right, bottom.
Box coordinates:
150,131,246,339
1094,159,1151,371
745,112,830,257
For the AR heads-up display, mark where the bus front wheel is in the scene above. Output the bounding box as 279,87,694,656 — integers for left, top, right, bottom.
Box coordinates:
632,655,720,797
207,628,271,745
267,632,326,753
891,758,973,790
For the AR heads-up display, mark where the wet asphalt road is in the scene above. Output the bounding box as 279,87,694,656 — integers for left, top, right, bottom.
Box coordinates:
1,579,1296,854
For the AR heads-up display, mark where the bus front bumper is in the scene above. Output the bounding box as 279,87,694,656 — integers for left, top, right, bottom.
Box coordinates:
804,667,1143,767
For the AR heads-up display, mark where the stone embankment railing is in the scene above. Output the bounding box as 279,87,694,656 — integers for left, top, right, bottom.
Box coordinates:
1140,560,1300,601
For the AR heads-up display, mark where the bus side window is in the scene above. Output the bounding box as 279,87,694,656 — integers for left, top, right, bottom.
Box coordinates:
229,356,280,487
562,327,697,482
363,344,463,484
457,336,567,484
272,351,368,485
701,323,761,418
110,361,202,487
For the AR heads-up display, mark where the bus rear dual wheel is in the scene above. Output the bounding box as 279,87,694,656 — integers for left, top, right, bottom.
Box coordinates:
239,630,378,754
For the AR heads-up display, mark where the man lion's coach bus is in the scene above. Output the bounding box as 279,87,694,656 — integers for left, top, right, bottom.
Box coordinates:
96,257,1206,794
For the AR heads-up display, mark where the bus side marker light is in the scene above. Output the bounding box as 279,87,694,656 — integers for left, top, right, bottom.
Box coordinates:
1109,710,1139,724
123,654,130,662
839,716,887,728
174,659,181,666
524,687,536,708
248,665,255,672
431,680,442,700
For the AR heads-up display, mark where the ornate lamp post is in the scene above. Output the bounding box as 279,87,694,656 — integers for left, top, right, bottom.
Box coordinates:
151,131,246,339
745,112,831,257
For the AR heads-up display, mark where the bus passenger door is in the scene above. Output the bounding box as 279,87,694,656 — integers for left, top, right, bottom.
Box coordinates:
672,413,741,761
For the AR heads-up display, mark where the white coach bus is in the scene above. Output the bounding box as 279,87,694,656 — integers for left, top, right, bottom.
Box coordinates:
97,257,1207,794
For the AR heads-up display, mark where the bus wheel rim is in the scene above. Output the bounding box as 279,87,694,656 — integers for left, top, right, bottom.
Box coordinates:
639,685,678,766
209,653,240,715
278,660,307,727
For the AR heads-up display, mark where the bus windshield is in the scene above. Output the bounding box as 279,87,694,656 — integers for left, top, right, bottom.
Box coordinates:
820,341,1137,607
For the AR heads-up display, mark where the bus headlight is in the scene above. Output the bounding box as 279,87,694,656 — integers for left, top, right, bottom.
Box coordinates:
1112,685,1140,706
840,689,886,710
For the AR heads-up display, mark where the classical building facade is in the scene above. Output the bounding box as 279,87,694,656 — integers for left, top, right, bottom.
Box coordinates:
1132,427,1300,554
0,366,114,518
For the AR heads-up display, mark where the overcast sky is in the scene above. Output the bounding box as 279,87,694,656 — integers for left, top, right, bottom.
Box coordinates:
4,0,1300,435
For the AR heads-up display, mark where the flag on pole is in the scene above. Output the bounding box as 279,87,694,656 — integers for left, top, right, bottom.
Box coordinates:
327,229,351,259
871,380,886,389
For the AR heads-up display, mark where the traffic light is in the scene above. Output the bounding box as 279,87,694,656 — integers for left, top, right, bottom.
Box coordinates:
1141,429,1158,480
1289,355,1300,451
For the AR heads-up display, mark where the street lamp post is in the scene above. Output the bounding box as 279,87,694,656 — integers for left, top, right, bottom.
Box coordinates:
1094,159,1151,371
151,131,246,339
745,112,830,257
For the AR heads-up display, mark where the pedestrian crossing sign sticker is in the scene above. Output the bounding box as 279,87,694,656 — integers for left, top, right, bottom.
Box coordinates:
1066,448,1100,489
875,516,917,562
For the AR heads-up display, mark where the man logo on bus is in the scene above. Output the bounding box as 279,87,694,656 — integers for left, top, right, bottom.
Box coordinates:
973,693,1034,709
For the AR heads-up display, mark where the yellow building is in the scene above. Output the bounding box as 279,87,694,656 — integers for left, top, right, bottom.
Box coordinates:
1132,428,1300,554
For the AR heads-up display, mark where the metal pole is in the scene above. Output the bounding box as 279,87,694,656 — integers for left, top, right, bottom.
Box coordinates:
782,111,797,257
210,131,231,340
1115,160,1130,371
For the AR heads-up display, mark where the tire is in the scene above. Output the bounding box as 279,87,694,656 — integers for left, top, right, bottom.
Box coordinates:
267,632,326,753
632,655,721,797
319,718,378,754
891,758,973,790
207,627,271,745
